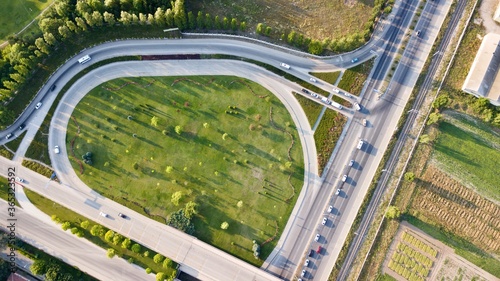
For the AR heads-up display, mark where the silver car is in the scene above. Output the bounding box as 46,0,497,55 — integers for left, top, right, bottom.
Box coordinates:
315,234,320,241
322,217,327,225
35,102,42,109
342,175,347,182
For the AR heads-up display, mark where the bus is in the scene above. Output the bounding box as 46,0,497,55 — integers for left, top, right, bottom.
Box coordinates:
78,55,91,64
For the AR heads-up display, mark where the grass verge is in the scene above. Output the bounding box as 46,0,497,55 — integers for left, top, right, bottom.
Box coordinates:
310,72,341,84
21,160,53,178
0,176,20,206
314,110,347,175
337,58,375,96
24,189,176,275
5,131,27,153
293,92,323,127
0,146,14,159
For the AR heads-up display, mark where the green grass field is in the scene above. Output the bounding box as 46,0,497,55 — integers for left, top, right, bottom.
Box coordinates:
0,0,53,42
337,59,375,96
310,72,341,85
293,92,323,127
67,76,304,265
432,115,500,202
315,109,346,175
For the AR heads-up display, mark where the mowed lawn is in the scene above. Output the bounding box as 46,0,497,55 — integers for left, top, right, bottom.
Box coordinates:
433,120,500,202
67,76,304,265
0,0,53,42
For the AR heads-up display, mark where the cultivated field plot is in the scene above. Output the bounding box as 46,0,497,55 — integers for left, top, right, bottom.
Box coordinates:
386,231,437,281
188,0,374,40
67,76,304,265
0,0,52,42
412,165,500,255
434,258,489,281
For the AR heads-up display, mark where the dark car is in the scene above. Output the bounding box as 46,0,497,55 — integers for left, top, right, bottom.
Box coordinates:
301,88,310,94
309,249,314,257
18,124,25,130
5,133,13,140
50,84,57,91
118,213,127,219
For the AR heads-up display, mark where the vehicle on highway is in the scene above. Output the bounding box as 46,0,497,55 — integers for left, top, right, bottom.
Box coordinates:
5,133,13,140
311,93,319,98
15,177,24,183
280,62,290,69
315,234,320,242
354,102,361,111
332,88,340,93
302,89,310,94
35,102,42,109
344,92,351,98
310,77,317,82
78,55,91,64
351,58,359,63
99,212,108,217
54,146,60,154
327,205,333,213
50,84,57,91
416,30,421,37
18,124,25,130
357,139,365,150
341,175,347,182
322,217,327,225
118,213,127,219
304,259,310,267
335,189,341,196
333,103,343,110
348,160,354,167
362,119,367,127
301,270,306,277
321,97,331,105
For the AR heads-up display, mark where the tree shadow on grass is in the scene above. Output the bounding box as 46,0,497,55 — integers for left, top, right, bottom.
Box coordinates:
241,143,277,162
415,178,478,209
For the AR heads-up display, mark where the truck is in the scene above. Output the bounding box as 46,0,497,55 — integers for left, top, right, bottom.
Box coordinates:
333,103,343,110
354,102,361,111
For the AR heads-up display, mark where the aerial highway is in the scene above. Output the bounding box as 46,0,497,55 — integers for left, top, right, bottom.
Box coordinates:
0,0,452,279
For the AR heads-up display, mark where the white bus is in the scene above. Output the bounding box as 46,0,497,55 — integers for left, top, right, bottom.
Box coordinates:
78,55,91,64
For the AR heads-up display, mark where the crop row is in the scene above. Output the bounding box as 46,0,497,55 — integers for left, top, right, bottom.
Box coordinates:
402,232,438,257
388,259,426,281
396,243,433,268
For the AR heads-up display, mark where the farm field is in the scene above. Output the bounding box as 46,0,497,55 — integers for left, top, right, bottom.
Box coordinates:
433,112,500,202
188,0,374,41
0,0,53,42
67,76,304,265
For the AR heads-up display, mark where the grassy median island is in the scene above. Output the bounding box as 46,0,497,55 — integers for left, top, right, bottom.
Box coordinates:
67,76,304,265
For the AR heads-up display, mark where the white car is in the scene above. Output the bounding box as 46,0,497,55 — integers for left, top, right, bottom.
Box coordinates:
311,93,319,98
322,217,327,225
15,177,24,183
35,102,42,109
301,270,306,277
344,92,351,98
304,259,310,266
335,189,341,196
315,234,320,241
54,146,60,154
280,62,290,69
327,205,333,213
332,88,340,93
99,212,108,218
310,77,317,82
349,160,354,167
362,119,367,127
342,175,347,182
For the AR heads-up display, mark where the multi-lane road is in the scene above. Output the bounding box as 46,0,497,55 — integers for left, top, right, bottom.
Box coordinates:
0,0,452,279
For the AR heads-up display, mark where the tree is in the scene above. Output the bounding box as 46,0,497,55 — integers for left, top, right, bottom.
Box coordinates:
205,13,212,29
120,11,133,25
132,0,143,12
214,15,221,29
203,122,209,129
107,248,116,258
151,116,159,127
66,20,78,32
165,166,173,173
45,263,62,281
80,220,90,229
166,209,195,234
154,8,165,25
105,230,115,242
113,234,123,245
172,0,187,29
222,17,229,29
184,201,198,219
35,37,50,54
131,243,141,253
61,222,71,231
222,133,228,140
143,250,150,257
265,26,272,36
427,112,442,125
165,9,174,27
122,238,132,249
162,258,172,269
92,11,104,26
196,11,203,29
43,32,57,46
240,21,247,31
220,221,229,230
90,224,104,236
156,272,166,281
58,25,71,39
30,259,48,275
256,23,264,34
188,11,196,29
171,191,183,206
237,200,243,208
231,18,238,31
404,172,415,182
287,31,297,45
386,206,401,219
153,253,165,263
419,134,430,144
432,94,449,110
175,125,182,135
308,40,323,55
75,17,88,31
139,13,147,25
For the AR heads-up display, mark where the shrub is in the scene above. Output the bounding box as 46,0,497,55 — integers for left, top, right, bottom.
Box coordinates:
107,248,115,258
153,254,165,264
61,222,71,231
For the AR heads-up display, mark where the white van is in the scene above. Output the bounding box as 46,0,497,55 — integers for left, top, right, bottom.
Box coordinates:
354,102,361,111
78,55,91,64
332,88,340,93
321,97,330,105
333,103,343,110
357,139,364,150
